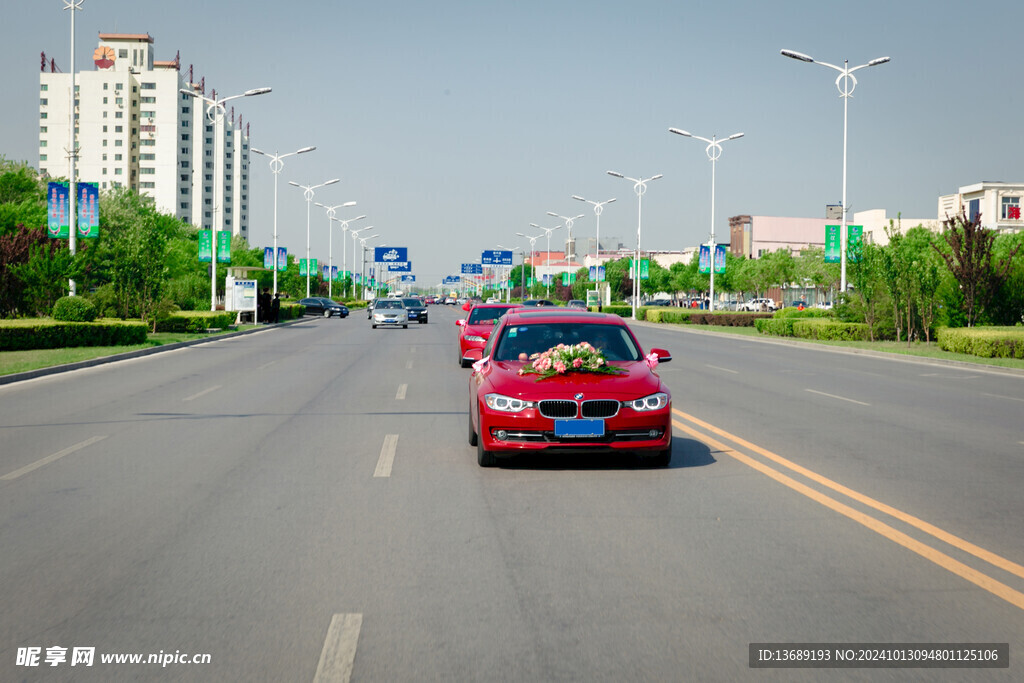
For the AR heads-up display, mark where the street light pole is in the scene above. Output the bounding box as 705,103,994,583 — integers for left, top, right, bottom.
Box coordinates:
350,226,372,297
572,195,616,295
315,201,357,299
529,223,562,298
330,214,366,298
181,86,272,310
289,178,340,298
607,171,662,320
358,234,380,300
545,211,585,273
252,145,315,295
669,128,743,311
63,0,83,296
781,48,890,293
514,232,541,299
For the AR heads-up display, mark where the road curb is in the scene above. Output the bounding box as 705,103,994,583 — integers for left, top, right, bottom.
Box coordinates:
631,319,1024,378
0,317,313,387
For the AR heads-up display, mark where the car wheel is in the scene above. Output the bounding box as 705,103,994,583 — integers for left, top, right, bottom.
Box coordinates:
403,324,408,329
372,324,377,329
323,310,331,318
477,438,497,467
468,410,478,447
460,356,471,368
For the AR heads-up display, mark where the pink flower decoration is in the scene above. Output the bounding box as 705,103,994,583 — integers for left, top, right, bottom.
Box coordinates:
645,352,659,369
554,360,567,374
572,357,583,368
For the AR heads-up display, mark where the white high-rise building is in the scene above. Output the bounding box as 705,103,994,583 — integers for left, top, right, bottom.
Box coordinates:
39,33,253,239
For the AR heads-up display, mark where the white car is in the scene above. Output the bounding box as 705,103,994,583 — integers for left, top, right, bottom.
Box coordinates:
740,298,777,312
371,299,409,328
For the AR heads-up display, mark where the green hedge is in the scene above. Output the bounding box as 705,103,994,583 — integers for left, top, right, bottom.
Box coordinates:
280,304,304,320
687,312,772,327
154,311,236,333
52,296,98,322
793,319,870,341
774,307,834,320
936,327,1024,359
0,319,148,351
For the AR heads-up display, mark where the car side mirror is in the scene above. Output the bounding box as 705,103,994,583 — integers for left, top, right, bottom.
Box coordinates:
464,347,484,362
456,319,466,327
649,348,672,363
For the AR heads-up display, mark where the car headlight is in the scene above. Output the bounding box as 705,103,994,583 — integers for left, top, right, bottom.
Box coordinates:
464,335,486,342
484,393,534,413
623,392,669,412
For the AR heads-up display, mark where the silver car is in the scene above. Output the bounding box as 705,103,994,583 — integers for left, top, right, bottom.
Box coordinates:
371,299,409,329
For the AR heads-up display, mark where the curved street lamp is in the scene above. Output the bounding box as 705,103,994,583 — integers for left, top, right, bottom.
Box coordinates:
315,201,357,299
545,211,585,270
606,171,662,320
358,233,380,300
329,214,367,298
181,86,272,309
289,178,340,297
781,48,890,293
668,128,743,312
515,231,542,299
529,223,563,298
572,195,616,295
252,145,315,294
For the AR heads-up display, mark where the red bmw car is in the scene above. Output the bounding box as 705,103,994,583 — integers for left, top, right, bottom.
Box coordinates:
466,309,673,467
456,303,522,367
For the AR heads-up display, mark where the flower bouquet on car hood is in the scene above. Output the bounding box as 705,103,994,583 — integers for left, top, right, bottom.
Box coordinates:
518,342,627,380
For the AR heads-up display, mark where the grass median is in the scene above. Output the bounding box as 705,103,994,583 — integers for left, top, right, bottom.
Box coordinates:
657,323,1024,371
0,327,258,377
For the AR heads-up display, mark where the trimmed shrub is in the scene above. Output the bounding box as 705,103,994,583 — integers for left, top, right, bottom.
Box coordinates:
936,327,1024,359
755,318,797,336
0,319,148,351
774,307,834,320
278,304,304,321
793,319,870,341
153,311,235,333
52,296,98,322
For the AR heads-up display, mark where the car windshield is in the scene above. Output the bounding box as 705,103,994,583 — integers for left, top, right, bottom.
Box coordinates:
403,298,421,307
467,307,516,325
492,322,640,362
375,300,404,310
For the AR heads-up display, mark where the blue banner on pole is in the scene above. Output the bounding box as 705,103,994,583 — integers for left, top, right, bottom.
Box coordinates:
76,182,99,238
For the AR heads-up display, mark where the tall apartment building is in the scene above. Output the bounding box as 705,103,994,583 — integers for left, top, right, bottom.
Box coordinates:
39,33,252,239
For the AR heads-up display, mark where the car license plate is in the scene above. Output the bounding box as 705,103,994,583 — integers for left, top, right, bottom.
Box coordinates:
554,419,605,438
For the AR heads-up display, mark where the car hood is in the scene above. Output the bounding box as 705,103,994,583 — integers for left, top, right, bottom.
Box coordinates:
480,360,664,398
464,323,498,337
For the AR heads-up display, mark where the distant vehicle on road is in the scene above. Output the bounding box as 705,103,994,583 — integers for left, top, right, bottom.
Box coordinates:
567,299,587,309
402,297,429,324
371,299,408,329
740,298,777,312
299,297,348,318
520,299,556,307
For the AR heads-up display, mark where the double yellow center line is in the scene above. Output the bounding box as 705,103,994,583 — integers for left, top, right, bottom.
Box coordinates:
671,408,1024,611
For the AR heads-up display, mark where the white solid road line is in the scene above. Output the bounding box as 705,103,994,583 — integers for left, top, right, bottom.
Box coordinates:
406,359,414,370
805,388,871,406
396,384,408,400
182,385,222,402
1,435,108,481
374,434,399,478
705,364,739,374
313,613,363,683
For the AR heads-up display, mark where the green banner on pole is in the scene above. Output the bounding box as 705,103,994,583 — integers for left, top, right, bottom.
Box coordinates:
47,182,70,238
847,225,863,263
77,182,99,238
714,245,727,274
216,230,231,263
198,230,212,262
825,225,840,263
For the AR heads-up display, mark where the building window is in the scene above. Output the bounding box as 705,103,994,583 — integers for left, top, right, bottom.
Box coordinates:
114,154,122,161
181,107,190,114
40,98,47,106
140,153,155,161
39,154,47,161
1001,196,1021,220
40,126,47,133
102,154,107,161
115,111,123,119
141,96,156,104
102,139,108,147
40,112,48,119
40,140,47,147
115,139,123,147
114,168,122,175
40,84,48,91
181,134,189,141
181,202,189,210
115,82,123,90
118,49,128,58
180,175,188,182
103,111,108,118
180,187,189,195
968,199,981,223
141,82,156,90
140,182,155,188
115,125,123,133
141,111,155,118
181,161,189,168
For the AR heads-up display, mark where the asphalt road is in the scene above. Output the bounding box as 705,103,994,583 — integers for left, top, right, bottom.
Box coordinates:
1,306,1021,682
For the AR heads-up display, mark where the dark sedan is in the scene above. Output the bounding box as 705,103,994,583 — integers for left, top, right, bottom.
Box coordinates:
402,297,429,324
299,297,349,318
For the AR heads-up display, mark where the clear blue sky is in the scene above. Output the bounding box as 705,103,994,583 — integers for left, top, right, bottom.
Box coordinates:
4,0,1022,284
